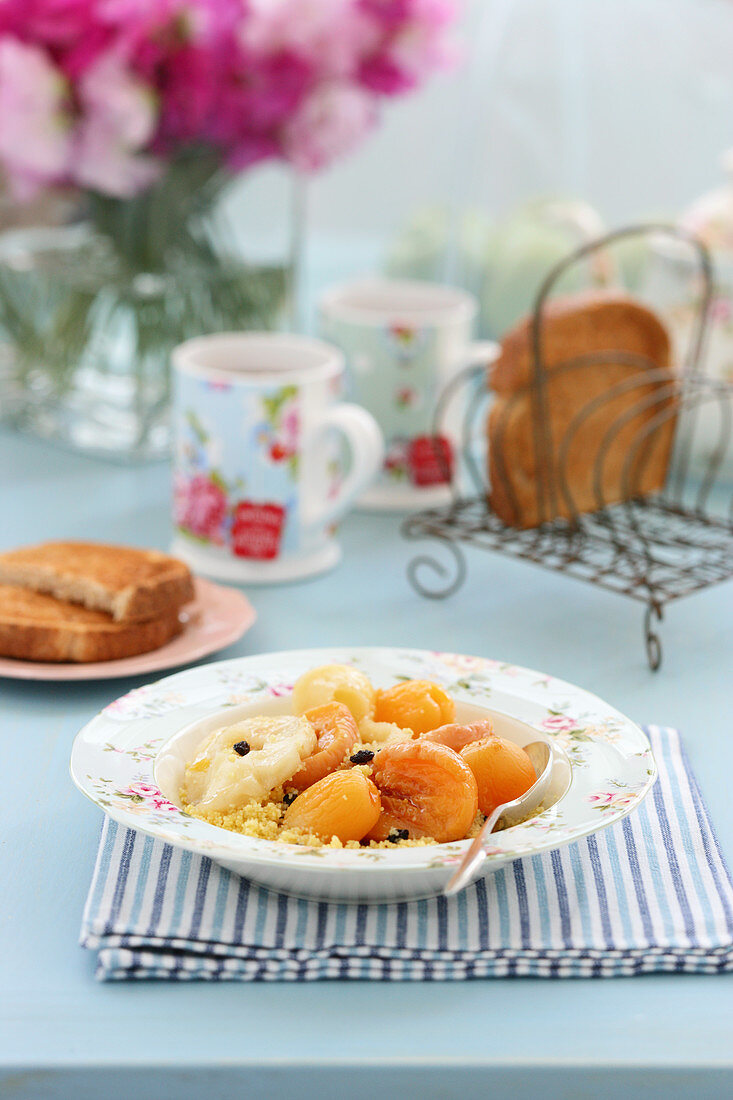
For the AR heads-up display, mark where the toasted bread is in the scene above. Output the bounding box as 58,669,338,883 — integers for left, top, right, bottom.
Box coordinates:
488,290,675,528
0,542,194,622
0,585,184,663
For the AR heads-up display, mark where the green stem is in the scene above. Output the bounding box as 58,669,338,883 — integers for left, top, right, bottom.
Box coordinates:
85,147,228,272
0,151,293,452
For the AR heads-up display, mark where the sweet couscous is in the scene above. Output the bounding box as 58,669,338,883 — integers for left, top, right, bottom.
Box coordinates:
181,663,538,848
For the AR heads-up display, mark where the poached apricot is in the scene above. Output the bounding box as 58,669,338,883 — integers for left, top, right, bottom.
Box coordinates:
368,739,478,843
373,680,455,736
289,702,359,790
420,718,495,752
460,737,537,817
283,769,381,843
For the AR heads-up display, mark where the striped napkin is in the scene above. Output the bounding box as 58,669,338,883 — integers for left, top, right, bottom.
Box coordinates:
80,727,733,980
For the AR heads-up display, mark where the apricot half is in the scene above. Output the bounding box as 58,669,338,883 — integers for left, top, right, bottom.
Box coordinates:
368,739,478,843
460,737,537,817
420,718,494,753
289,702,359,790
373,680,455,736
283,769,381,843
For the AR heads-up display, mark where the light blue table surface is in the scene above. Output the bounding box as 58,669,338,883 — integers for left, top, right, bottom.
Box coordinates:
1,427,732,1100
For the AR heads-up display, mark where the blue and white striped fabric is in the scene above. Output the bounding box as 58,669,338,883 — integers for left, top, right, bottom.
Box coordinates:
80,727,733,980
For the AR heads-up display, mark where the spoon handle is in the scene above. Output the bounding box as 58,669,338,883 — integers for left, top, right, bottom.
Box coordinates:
443,804,504,896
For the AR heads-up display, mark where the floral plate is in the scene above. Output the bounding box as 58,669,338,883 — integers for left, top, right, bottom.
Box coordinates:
70,647,656,902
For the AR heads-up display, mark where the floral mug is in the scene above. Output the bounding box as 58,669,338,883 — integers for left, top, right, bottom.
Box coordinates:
320,278,498,510
171,333,384,583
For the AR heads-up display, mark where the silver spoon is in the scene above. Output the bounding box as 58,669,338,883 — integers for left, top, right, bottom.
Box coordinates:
443,740,554,897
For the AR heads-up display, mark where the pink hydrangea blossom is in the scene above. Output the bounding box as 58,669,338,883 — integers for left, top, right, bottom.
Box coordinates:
0,0,98,45
75,50,159,196
242,0,375,75
283,82,376,172
0,38,71,198
0,0,460,198
359,0,459,92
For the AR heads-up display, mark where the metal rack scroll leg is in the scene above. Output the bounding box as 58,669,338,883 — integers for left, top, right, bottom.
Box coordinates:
644,601,664,672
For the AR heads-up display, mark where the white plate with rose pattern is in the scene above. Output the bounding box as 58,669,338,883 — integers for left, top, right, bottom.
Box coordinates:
70,647,657,902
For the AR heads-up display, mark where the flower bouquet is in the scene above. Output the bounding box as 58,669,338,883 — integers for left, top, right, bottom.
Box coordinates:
0,0,458,458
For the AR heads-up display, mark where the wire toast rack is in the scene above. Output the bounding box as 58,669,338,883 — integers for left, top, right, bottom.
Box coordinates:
402,225,733,669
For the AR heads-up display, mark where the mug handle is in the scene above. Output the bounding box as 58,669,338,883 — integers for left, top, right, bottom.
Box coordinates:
466,340,500,368
301,404,384,529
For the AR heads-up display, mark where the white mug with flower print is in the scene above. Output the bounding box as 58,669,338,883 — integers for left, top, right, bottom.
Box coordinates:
320,278,498,510
170,333,384,583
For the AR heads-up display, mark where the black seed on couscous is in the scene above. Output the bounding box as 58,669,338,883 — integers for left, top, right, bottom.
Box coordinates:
349,749,375,764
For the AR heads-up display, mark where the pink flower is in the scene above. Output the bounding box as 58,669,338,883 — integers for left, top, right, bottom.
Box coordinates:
150,794,179,811
359,0,459,94
226,133,281,172
359,0,458,38
281,406,300,447
74,50,160,196
541,714,578,733
126,780,159,798
0,0,97,44
242,0,375,74
359,54,415,94
269,682,294,697
175,473,228,541
282,82,376,172
238,51,312,130
124,779,179,811
588,791,633,807
0,38,71,198
359,0,415,31
0,0,460,197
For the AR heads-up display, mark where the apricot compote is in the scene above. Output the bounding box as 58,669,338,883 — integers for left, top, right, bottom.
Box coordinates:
373,680,455,736
284,770,381,843
368,740,478,843
289,701,359,790
460,737,537,817
420,718,494,752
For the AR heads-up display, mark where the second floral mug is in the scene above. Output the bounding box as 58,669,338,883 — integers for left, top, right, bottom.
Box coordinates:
170,333,384,583
320,278,498,510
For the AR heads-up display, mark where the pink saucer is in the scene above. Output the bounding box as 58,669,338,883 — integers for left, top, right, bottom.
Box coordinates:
0,578,256,681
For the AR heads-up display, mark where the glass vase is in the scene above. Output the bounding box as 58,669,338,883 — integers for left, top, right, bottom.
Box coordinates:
0,154,300,460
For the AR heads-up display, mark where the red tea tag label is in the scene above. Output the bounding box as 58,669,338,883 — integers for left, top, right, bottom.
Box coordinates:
231,501,286,560
407,435,453,487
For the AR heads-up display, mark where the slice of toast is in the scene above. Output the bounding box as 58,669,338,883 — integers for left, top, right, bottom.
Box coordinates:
488,290,675,528
0,585,184,663
0,542,194,623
